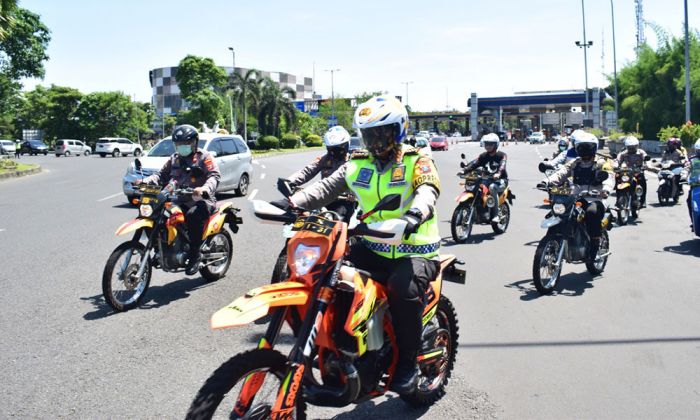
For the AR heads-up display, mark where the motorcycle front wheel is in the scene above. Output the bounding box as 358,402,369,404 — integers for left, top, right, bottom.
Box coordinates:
102,241,152,312
270,246,289,284
616,192,630,225
532,234,563,294
450,200,475,243
199,230,233,282
186,349,306,420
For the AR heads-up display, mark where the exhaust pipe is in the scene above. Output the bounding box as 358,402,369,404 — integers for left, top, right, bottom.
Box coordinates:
303,360,360,407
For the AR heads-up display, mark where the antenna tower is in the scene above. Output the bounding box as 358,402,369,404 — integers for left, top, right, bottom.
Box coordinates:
635,0,645,53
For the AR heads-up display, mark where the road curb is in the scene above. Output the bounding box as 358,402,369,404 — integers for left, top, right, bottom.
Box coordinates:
252,147,325,159
0,165,42,180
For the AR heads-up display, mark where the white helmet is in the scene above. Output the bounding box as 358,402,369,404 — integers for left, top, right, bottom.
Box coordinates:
570,129,590,147
574,132,599,158
353,95,408,158
323,125,350,147
482,133,500,150
624,136,640,148
694,138,700,155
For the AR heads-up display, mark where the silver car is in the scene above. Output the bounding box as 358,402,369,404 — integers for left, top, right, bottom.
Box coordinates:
122,133,254,201
0,139,16,155
55,139,92,157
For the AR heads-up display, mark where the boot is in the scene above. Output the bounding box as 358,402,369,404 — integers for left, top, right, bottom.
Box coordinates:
390,353,419,395
587,237,601,261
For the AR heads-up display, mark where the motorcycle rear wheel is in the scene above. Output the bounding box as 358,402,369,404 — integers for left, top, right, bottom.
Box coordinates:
532,235,563,294
586,231,610,275
186,349,306,420
491,202,510,234
450,200,474,243
102,241,151,312
401,296,459,407
199,230,233,282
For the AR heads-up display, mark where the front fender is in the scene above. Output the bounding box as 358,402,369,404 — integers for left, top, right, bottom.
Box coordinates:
541,216,562,229
210,281,309,329
455,191,474,203
115,218,154,236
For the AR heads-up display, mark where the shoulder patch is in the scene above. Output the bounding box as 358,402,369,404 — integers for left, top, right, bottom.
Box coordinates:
351,149,370,160
403,147,419,155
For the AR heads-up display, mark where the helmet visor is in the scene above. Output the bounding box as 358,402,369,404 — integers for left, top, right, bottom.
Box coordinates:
360,124,397,157
327,144,348,160
576,142,597,158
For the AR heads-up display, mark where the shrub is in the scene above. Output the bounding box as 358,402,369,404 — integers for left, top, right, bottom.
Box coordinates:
281,133,301,149
585,128,605,139
304,134,323,147
658,122,700,147
258,135,280,150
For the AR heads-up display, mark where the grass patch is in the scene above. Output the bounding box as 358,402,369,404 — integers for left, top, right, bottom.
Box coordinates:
0,161,39,174
252,146,324,157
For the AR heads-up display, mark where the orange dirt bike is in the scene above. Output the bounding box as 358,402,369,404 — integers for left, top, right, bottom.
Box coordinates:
186,194,465,419
102,180,242,311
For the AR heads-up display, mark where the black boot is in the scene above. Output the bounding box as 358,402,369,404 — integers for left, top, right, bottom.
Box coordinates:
587,237,601,261
390,353,419,395
185,251,202,275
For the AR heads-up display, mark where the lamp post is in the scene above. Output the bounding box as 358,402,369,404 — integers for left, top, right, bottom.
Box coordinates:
610,0,619,128
228,47,236,133
684,0,691,122
401,81,413,109
324,68,340,122
575,0,593,125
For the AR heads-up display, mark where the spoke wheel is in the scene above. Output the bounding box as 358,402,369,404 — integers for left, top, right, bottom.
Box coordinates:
199,231,233,282
450,200,474,243
586,231,609,275
532,235,562,294
102,241,151,311
491,203,510,234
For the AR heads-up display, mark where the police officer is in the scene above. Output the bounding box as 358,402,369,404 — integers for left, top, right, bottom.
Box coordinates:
615,136,648,207
138,125,221,275
548,132,614,260
272,95,441,395
281,126,355,222
462,133,509,223
15,139,21,158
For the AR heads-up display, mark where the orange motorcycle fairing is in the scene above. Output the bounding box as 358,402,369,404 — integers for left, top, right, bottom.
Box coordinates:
115,218,154,236
201,202,233,240
455,191,475,203
480,184,490,205
286,216,347,282
166,205,185,244
210,281,308,330
499,186,510,205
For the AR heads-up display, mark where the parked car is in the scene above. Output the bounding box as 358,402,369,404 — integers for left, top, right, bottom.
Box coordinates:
528,132,546,144
349,136,364,152
55,139,92,157
20,140,49,155
122,133,253,201
96,137,142,158
414,136,433,158
430,136,449,151
0,139,16,155
417,130,430,139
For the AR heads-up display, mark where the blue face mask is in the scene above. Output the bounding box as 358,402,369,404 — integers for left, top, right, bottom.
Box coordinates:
175,144,193,156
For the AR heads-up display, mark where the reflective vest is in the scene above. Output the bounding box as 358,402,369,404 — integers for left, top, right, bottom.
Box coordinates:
345,148,440,259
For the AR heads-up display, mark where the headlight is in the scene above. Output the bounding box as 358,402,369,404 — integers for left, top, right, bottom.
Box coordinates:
621,175,630,182
139,204,153,218
293,244,321,276
553,203,566,215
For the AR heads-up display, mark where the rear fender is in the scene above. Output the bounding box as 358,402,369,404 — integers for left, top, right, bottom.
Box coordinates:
115,218,154,236
202,204,233,240
210,281,308,329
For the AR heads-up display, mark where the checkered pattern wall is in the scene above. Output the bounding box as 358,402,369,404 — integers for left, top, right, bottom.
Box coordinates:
149,66,313,117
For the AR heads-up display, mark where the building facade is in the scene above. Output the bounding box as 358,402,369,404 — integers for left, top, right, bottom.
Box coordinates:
149,66,313,117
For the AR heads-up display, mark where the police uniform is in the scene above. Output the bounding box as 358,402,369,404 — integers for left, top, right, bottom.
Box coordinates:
615,149,649,205
143,149,221,253
290,144,440,356
463,151,508,220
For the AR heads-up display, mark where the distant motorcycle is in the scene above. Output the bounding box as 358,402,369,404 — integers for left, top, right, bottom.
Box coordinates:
532,163,613,294
613,162,648,225
450,153,513,243
654,159,685,205
102,160,242,311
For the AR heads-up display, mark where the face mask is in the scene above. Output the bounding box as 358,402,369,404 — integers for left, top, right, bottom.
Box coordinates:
176,144,193,156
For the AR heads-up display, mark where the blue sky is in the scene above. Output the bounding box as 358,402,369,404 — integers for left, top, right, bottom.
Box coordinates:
20,0,699,111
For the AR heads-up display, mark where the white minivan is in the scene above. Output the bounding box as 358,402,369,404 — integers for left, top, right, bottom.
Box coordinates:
55,139,92,157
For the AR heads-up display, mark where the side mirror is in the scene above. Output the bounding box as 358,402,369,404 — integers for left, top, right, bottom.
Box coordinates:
460,162,466,168
538,162,549,173
595,170,609,182
134,158,142,171
610,152,617,159
277,178,294,198
644,155,651,161
359,194,401,222
460,153,465,159
543,157,549,161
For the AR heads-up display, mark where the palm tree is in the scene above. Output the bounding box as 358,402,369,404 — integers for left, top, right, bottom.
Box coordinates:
0,0,17,41
257,78,297,138
230,68,260,140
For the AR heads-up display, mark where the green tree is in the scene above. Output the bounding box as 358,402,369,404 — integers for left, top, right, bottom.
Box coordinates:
74,91,149,144
0,0,17,41
13,85,82,140
295,110,327,138
319,97,353,131
257,78,296,137
355,90,386,104
177,89,226,129
230,68,260,140
176,55,227,99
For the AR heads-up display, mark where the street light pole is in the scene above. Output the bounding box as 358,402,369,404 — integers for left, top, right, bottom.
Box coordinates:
228,47,236,133
324,69,340,122
684,0,691,122
401,81,413,109
610,0,619,128
575,0,593,126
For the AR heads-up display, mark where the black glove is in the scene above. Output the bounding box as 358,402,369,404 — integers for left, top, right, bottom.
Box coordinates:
270,199,294,212
401,208,423,239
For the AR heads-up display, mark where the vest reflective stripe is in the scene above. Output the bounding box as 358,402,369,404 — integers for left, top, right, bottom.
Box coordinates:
346,150,440,259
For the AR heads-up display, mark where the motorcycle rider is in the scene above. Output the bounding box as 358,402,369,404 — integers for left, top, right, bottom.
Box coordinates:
271,95,441,395
688,139,700,230
547,132,614,260
614,136,648,207
137,125,221,275
661,137,689,196
462,133,509,222
281,125,355,222
553,137,569,158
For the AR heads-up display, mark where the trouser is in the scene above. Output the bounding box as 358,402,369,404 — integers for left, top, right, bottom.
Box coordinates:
638,175,647,205
347,241,439,358
14,149,19,158
182,201,214,256
325,199,356,224
488,179,507,219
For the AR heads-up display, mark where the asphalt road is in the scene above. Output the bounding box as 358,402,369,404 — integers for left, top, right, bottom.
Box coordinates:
0,144,698,419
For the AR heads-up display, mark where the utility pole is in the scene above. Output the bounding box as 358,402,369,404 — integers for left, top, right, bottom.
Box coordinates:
228,47,236,133
575,0,593,125
684,0,691,122
324,68,340,122
401,81,413,109
610,0,619,127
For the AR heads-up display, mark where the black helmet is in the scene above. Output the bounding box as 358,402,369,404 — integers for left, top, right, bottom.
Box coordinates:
172,125,199,144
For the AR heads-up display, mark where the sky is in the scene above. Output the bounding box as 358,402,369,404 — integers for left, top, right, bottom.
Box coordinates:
19,0,700,112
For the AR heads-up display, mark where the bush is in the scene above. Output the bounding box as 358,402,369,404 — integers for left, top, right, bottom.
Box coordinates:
585,128,605,139
658,122,700,147
281,133,301,149
258,135,280,150
304,134,323,147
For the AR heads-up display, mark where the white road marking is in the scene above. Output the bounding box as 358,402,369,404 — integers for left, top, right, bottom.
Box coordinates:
0,228,5,233
261,164,266,169
97,192,123,202
253,160,260,165
260,173,266,180
247,188,259,201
